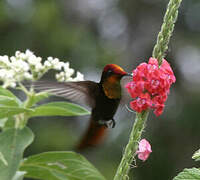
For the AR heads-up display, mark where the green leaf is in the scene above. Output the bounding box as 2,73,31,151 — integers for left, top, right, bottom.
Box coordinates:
31,91,49,105
0,127,34,180
29,101,90,117
173,168,200,180
20,151,106,180
0,95,19,107
0,106,33,118
0,86,17,98
0,152,8,166
0,117,17,131
0,87,21,104
24,91,50,109
3,117,15,130
12,171,26,180
193,149,200,161
0,118,8,129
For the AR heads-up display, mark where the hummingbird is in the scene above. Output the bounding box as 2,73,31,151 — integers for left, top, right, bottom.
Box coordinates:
34,64,130,150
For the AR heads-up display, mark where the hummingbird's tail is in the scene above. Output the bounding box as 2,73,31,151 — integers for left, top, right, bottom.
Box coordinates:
76,118,107,150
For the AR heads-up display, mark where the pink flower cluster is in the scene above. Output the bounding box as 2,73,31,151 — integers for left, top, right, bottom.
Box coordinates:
126,58,176,116
137,139,152,161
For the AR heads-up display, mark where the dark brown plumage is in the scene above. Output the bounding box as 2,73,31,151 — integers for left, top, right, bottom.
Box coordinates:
33,64,130,150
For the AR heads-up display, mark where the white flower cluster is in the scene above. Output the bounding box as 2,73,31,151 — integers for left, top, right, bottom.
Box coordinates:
55,62,84,82
0,50,84,88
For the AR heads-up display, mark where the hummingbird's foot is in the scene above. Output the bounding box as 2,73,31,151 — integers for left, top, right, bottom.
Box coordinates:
105,118,115,128
98,119,116,128
98,120,109,128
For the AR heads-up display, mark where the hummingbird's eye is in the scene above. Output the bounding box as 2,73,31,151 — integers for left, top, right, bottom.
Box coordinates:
107,69,112,74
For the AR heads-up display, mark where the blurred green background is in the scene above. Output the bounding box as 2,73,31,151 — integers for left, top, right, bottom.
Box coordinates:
1,0,200,179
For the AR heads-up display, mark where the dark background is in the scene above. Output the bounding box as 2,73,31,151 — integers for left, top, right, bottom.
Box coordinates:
1,0,200,179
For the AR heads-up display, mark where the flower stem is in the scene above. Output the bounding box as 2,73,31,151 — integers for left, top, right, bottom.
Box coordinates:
114,111,149,180
114,0,182,179
152,0,182,66
15,83,35,129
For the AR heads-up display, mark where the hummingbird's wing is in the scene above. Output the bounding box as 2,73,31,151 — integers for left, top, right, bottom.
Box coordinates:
76,116,107,150
31,81,99,108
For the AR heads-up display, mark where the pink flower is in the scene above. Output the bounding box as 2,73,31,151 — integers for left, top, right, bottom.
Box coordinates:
125,81,144,98
153,103,165,116
125,57,175,116
130,93,152,112
136,139,152,161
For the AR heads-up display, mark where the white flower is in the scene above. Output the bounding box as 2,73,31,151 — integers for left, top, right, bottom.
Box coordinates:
25,49,34,58
44,60,52,68
45,57,65,70
3,81,16,88
74,71,84,81
63,62,70,71
0,55,10,66
7,70,15,78
47,56,53,61
55,68,84,82
35,63,44,72
0,50,84,88
0,69,8,79
14,60,29,72
15,51,21,57
24,72,33,79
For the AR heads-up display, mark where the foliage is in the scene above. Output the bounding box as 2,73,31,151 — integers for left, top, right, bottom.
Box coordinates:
114,0,182,179
0,127,33,180
20,152,106,180
173,149,200,180
0,0,195,179
29,102,90,117
0,83,98,180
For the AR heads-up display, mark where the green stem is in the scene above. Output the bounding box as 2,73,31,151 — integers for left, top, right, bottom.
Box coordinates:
114,0,182,179
114,111,149,180
152,0,182,65
15,83,35,129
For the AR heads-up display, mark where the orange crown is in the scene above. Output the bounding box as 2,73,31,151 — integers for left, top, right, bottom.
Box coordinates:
103,64,127,76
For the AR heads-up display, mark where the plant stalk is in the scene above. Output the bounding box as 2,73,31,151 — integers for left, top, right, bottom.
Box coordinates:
15,83,35,129
114,0,182,179
152,0,182,65
114,111,149,180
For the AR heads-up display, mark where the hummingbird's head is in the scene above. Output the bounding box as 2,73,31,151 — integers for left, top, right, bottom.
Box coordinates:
100,64,130,83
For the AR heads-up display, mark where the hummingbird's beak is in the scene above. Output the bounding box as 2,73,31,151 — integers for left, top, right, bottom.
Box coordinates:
126,73,132,77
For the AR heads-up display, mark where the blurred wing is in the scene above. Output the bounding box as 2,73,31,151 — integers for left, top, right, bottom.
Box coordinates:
32,81,99,108
120,76,132,105
76,117,107,150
